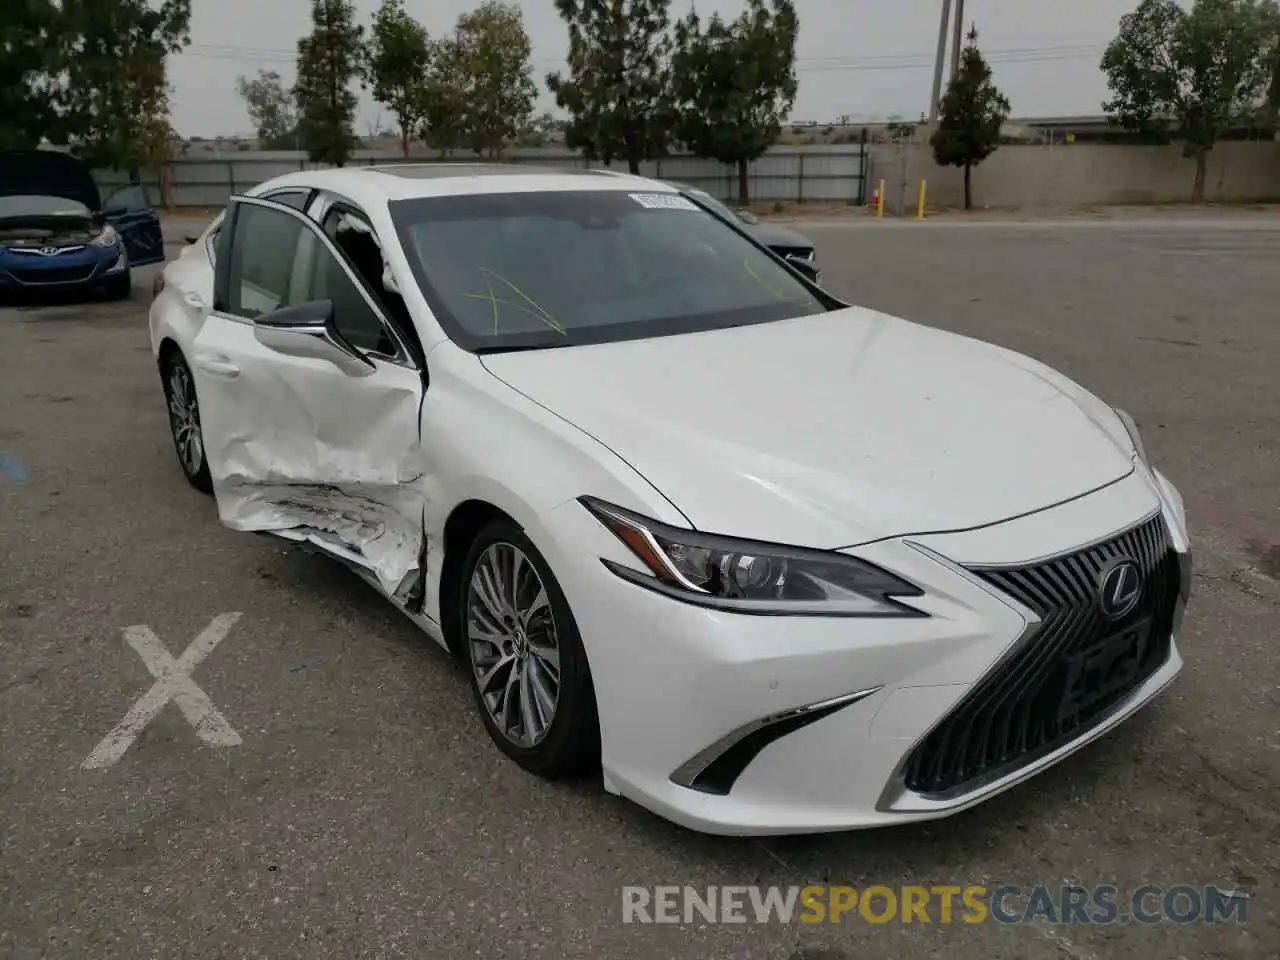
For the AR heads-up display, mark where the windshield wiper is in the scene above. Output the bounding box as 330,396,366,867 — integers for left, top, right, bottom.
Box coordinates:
473,342,565,355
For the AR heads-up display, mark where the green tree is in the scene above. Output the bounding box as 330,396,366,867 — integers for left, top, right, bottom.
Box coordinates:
1102,0,1273,202
516,112,567,147
672,0,799,204
364,0,431,157
294,0,363,167
237,70,298,148
132,93,179,206
0,0,62,150
1263,1,1280,126
418,35,469,156
546,0,676,173
454,1,536,159
57,0,191,177
930,26,1010,210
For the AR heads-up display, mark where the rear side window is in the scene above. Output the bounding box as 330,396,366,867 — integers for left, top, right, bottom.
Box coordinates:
103,185,151,212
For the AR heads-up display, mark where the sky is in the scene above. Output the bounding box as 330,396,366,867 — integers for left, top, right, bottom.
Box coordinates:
167,0,1141,138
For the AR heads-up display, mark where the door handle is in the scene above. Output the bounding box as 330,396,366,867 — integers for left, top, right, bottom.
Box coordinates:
183,292,205,309
195,358,240,378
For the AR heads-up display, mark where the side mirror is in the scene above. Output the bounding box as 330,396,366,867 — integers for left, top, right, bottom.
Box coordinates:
252,299,376,377
785,254,820,285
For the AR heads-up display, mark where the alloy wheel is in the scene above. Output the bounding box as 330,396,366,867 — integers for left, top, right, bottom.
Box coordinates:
466,542,562,747
167,363,204,478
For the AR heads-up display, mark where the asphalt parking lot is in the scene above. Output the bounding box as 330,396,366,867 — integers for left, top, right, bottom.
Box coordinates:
2,215,1278,959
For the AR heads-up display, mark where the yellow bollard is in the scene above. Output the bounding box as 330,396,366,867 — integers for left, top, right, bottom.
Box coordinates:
877,179,885,218
917,180,927,220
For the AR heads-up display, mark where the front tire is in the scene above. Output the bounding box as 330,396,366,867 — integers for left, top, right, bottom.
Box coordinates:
104,272,132,301
458,518,600,778
161,351,213,494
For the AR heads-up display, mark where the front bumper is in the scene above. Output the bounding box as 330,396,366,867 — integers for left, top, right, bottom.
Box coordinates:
0,245,127,289
539,464,1189,836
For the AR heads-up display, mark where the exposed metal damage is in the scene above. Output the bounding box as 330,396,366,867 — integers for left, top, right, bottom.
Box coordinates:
225,482,424,594
212,442,429,597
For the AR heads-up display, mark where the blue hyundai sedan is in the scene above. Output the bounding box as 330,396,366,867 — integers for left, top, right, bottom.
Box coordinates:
0,149,165,300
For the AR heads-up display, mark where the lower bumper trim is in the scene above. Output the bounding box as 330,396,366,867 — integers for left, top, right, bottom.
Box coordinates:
877,644,1181,815
670,686,882,796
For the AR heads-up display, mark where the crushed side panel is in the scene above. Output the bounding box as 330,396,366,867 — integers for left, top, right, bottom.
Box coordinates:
204,353,429,596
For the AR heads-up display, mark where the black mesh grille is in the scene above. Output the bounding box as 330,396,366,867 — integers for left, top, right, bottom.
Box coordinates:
901,512,1179,798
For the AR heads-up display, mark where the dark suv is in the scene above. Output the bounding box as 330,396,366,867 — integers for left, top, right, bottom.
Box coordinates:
663,181,819,281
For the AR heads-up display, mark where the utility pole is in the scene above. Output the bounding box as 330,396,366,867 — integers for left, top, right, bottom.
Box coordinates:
950,0,966,82
928,0,953,125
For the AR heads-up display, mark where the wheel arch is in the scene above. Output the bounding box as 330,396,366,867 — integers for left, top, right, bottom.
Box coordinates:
438,498,516,658
157,335,184,373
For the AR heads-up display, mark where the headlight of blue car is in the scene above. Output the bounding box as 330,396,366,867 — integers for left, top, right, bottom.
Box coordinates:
91,224,121,248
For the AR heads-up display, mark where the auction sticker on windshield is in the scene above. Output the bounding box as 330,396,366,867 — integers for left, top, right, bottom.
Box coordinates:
630,193,700,211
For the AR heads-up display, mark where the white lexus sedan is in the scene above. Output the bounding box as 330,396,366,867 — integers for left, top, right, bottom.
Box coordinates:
149,164,1192,836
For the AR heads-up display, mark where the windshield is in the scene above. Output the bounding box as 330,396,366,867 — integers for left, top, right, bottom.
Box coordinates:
0,195,92,219
390,189,823,352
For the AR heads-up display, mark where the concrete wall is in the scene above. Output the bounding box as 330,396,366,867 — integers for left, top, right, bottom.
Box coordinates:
93,145,870,209
94,140,1280,212
869,141,1280,213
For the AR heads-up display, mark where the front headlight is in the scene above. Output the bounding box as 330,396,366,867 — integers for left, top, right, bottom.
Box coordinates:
91,224,120,248
580,497,926,617
1113,407,1148,463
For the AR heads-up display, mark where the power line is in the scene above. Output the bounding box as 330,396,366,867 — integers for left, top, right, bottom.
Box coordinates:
796,49,1106,73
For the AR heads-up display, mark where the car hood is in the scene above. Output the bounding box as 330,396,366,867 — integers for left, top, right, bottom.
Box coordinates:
0,213,99,237
749,221,813,250
0,149,102,211
480,307,1137,548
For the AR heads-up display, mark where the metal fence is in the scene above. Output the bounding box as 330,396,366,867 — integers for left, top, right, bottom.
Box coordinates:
94,144,869,209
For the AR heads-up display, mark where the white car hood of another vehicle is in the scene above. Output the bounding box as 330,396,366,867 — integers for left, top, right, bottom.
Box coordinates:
481,307,1137,548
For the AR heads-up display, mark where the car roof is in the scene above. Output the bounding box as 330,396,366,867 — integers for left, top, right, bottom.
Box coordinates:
244,163,681,211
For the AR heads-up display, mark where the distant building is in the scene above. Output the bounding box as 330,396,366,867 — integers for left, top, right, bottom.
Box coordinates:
778,113,1276,147
1018,114,1277,144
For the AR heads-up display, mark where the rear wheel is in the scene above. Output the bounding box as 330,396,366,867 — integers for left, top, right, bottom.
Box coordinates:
161,351,213,494
458,518,600,778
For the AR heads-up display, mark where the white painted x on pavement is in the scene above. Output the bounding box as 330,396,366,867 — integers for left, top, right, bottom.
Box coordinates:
81,612,244,769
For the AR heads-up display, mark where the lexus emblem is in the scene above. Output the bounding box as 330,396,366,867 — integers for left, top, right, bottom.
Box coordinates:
1098,558,1142,620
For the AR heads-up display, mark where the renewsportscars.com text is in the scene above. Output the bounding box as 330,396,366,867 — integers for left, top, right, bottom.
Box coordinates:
621,884,1250,925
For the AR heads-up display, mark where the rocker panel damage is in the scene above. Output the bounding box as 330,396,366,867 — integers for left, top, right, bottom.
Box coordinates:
220,478,426,594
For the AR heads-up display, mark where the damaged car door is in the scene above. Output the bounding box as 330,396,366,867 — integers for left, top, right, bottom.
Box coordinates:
189,195,427,597
102,184,165,267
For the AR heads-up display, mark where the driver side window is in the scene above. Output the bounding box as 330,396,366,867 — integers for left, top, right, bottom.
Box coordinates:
221,202,397,357
104,185,152,212
222,204,308,318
